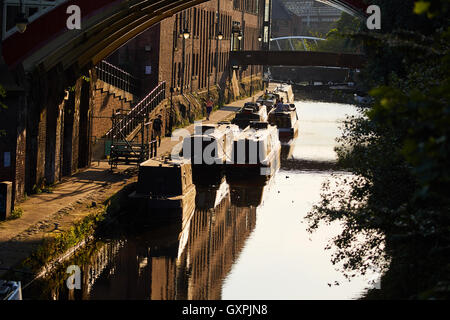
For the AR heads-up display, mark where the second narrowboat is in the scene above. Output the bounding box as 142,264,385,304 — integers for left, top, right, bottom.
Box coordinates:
226,121,281,182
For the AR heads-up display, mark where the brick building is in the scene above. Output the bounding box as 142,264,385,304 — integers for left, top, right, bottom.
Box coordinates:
108,0,264,97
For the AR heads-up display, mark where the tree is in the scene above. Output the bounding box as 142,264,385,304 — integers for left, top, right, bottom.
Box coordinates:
306,0,450,298
310,12,362,53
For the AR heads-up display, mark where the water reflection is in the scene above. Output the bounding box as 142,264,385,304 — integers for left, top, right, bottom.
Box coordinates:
37,176,273,300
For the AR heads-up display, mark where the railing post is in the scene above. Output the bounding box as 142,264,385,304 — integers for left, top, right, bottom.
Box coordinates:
106,81,166,140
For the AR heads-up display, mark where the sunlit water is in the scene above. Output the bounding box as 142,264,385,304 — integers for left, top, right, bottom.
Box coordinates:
221,101,373,300
29,100,379,300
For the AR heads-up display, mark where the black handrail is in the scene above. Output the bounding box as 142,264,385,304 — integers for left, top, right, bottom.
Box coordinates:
95,60,140,95
107,81,166,140
149,140,158,158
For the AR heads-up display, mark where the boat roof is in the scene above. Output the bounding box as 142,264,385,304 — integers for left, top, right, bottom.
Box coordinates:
192,123,240,138
272,103,296,112
236,105,265,116
244,102,261,106
234,123,278,141
140,158,187,168
258,93,277,99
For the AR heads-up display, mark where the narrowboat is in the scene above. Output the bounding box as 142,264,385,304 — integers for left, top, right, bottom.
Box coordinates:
226,121,281,182
130,158,196,229
268,103,299,141
182,122,240,184
231,102,268,129
272,83,295,103
182,123,240,165
256,93,278,111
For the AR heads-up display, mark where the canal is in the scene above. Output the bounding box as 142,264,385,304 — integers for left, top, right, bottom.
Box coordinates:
27,98,380,300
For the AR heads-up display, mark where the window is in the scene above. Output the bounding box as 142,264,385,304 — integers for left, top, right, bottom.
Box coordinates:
264,0,270,22
193,8,197,37
233,0,240,11
177,62,181,87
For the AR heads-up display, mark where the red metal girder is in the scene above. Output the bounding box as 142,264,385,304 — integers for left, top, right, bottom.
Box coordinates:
1,0,122,67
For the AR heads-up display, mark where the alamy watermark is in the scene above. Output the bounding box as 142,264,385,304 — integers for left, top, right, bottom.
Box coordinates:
66,265,81,290
66,5,81,30
366,5,381,30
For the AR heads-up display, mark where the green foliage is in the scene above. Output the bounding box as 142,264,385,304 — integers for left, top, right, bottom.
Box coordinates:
413,0,450,17
414,1,432,14
0,84,6,108
32,184,42,195
309,12,363,53
306,0,450,298
23,208,107,272
10,207,24,220
21,183,135,274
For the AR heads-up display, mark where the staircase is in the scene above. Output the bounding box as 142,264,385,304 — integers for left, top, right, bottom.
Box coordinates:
106,81,166,140
95,60,139,97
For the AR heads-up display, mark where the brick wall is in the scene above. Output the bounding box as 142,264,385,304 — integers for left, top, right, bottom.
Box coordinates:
91,87,133,140
90,83,133,160
35,107,47,187
117,0,263,97
0,96,18,197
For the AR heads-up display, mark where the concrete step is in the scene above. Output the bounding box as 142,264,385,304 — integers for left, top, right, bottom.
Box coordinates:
94,79,135,103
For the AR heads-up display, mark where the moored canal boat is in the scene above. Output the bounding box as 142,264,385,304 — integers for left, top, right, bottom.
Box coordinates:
268,103,299,141
231,102,268,129
182,123,240,184
226,121,281,182
272,83,295,103
256,92,278,111
130,158,196,229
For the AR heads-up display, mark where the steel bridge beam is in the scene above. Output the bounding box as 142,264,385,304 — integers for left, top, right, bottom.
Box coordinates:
229,50,366,69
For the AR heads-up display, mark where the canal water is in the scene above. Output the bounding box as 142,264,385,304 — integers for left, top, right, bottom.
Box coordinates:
28,99,379,300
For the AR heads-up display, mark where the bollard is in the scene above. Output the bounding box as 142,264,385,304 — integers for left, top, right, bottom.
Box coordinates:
0,181,13,221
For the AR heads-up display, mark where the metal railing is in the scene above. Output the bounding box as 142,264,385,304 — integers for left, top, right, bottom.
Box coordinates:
149,140,158,158
107,81,166,140
95,60,140,96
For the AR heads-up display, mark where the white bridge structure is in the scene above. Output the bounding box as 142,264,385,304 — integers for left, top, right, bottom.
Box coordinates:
269,36,325,51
